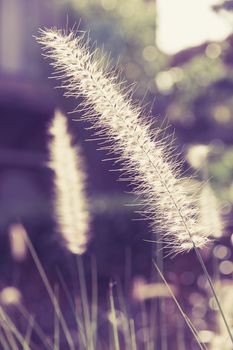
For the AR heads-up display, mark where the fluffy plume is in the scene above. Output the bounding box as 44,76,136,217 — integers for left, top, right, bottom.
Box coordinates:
49,110,90,254
37,29,209,254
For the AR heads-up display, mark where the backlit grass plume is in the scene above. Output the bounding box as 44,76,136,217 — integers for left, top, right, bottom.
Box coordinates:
38,29,209,254
49,109,90,254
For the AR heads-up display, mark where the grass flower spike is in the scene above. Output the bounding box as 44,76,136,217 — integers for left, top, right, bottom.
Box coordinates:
49,109,90,254
38,28,209,254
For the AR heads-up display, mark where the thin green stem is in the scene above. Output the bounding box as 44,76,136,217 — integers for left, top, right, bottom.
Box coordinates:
156,239,167,350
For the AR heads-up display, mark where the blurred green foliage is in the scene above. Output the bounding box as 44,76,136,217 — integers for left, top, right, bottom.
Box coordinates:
56,0,167,96
208,146,233,203
55,0,233,206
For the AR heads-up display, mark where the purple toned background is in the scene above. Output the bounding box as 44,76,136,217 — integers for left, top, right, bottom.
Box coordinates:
0,1,233,349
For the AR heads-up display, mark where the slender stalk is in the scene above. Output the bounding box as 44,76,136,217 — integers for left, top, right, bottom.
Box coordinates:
153,261,208,350
53,286,60,350
129,319,137,350
0,326,10,350
0,308,30,350
90,255,98,350
56,270,87,348
24,235,76,350
23,316,34,349
16,304,53,350
109,282,120,350
115,279,131,349
77,257,93,349
176,315,186,350
140,300,150,350
156,238,167,350
194,246,233,344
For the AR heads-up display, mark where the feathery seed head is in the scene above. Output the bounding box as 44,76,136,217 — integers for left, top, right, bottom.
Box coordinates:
49,109,90,254
38,29,210,254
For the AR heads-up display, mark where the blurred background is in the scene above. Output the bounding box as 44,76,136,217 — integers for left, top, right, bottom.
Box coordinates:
0,0,233,349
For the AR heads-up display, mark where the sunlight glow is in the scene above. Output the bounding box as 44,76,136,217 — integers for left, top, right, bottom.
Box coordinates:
0,287,22,306
157,0,232,54
9,223,27,262
132,277,176,300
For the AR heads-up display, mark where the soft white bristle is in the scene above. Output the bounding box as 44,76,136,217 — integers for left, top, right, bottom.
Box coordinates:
38,29,210,254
